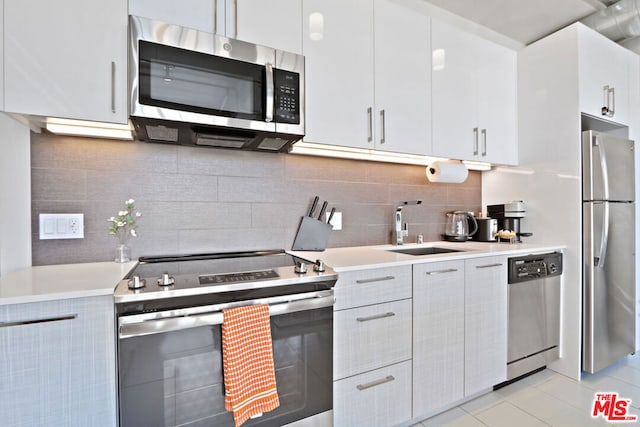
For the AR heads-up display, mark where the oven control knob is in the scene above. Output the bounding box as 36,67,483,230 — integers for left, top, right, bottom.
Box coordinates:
128,274,146,290
157,272,175,286
294,262,307,274
314,259,325,273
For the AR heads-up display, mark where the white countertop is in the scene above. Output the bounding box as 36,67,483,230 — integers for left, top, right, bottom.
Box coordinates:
0,261,137,304
290,241,565,272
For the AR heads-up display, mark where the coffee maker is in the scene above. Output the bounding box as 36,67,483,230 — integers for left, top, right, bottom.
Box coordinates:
486,201,532,242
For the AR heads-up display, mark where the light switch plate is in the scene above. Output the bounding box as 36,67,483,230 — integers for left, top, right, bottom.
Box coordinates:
39,213,84,239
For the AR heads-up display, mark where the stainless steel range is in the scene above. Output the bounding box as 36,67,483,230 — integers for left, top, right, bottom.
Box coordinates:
114,250,337,427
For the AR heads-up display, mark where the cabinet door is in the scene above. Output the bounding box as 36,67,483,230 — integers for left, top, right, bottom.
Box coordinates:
5,0,128,124
334,360,412,427
302,0,375,149
0,296,117,426
476,41,517,165
579,24,634,126
129,0,215,33
412,260,465,417
431,20,479,161
373,0,431,155
233,0,302,54
464,256,508,395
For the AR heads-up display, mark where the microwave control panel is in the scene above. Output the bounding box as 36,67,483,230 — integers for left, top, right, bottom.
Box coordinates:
274,69,300,124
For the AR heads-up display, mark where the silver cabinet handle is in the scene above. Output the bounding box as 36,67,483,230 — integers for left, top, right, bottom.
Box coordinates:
367,107,373,143
475,263,503,269
357,375,395,391
481,128,487,156
214,0,218,33
356,312,395,322
473,127,479,155
609,86,615,117
425,268,458,275
355,276,395,284
234,0,238,39
0,314,77,328
380,109,386,144
265,63,274,122
111,61,116,113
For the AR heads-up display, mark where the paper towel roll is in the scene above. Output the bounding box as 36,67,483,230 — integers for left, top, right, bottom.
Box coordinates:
426,161,469,183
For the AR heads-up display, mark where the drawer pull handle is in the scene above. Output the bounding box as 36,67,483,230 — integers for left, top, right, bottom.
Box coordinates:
356,312,395,322
425,268,458,275
475,263,503,269
355,276,395,284
0,314,77,328
357,375,395,391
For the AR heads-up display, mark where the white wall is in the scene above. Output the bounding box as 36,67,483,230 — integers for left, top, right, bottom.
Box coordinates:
482,25,584,380
0,113,32,275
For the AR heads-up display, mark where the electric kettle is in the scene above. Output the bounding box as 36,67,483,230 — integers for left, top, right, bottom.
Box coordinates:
444,211,478,241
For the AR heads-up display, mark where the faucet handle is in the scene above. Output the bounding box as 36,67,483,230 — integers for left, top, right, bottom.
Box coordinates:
402,223,409,238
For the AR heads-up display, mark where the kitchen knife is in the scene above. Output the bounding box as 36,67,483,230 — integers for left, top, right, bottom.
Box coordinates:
308,196,319,217
327,207,336,224
318,201,328,220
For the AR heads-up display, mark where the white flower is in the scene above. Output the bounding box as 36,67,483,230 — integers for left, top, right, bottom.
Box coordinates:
117,221,125,227
108,217,115,222
130,229,137,237
118,210,128,216
135,212,142,217
125,199,135,205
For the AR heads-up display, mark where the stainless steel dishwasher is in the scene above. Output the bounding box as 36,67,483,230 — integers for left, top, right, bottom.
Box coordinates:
506,252,563,381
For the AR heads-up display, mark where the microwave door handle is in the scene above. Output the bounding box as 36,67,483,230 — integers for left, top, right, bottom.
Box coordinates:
265,63,274,123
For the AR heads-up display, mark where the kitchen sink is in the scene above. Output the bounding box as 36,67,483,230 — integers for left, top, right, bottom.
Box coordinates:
386,246,464,256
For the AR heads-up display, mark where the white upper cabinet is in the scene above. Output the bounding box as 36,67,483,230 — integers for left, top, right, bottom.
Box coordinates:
303,0,375,150
0,0,4,111
233,0,302,54
4,0,128,124
303,0,431,155
129,0,216,32
130,0,301,54
373,0,431,155
578,24,638,126
431,20,517,165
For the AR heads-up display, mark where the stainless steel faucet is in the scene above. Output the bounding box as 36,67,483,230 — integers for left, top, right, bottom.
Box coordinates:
393,200,422,245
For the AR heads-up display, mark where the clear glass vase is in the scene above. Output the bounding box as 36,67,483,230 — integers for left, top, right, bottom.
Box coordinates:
115,243,131,263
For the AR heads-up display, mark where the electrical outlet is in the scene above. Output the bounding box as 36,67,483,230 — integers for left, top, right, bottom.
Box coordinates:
326,211,342,230
39,213,84,240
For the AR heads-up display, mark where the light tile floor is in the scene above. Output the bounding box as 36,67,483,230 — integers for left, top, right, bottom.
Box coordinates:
413,353,640,426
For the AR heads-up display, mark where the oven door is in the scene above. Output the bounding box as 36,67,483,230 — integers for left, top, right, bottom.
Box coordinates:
117,293,333,427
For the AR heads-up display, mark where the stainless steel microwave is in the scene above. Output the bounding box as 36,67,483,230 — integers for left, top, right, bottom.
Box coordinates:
128,15,305,152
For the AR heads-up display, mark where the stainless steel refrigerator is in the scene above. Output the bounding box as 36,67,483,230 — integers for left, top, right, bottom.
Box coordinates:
582,130,636,374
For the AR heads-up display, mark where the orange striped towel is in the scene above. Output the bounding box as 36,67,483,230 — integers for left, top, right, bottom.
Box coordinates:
222,304,279,427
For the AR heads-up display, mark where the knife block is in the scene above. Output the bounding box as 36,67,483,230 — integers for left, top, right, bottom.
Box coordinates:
291,216,333,251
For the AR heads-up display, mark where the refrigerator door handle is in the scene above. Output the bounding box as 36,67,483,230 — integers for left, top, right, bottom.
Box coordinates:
595,202,609,267
594,135,610,200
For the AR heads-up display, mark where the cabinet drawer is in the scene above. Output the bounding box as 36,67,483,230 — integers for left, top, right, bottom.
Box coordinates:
334,360,412,427
334,299,412,380
334,265,412,310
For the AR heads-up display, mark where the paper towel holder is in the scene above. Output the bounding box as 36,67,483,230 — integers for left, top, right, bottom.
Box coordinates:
426,160,469,183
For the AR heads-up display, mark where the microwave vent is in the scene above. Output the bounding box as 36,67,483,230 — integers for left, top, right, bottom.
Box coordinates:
196,134,249,149
146,125,179,142
258,137,289,151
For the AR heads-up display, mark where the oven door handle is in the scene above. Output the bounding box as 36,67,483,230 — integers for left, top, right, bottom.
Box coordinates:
119,293,335,339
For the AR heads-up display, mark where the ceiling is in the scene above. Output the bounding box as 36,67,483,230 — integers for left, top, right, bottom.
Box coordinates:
424,0,616,45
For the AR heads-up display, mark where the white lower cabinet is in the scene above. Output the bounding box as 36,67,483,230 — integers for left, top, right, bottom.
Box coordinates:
413,260,465,415
412,257,508,419
333,265,412,426
334,360,412,427
0,296,117,426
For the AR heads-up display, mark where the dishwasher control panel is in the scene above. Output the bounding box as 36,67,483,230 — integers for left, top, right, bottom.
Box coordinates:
508,252,563,284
